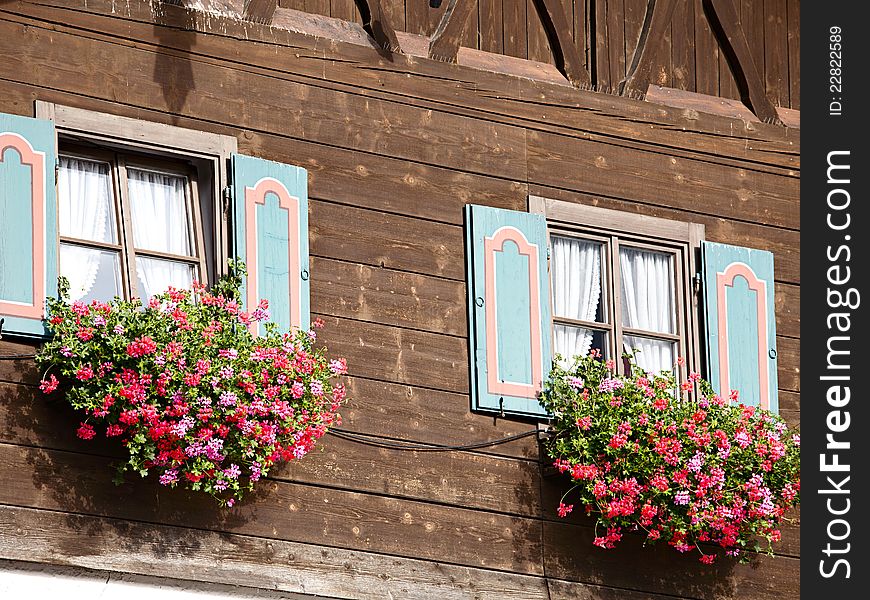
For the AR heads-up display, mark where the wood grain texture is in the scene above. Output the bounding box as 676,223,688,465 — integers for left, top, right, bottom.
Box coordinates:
527,0,551,64
502,0,528,58
0,442,545,574
763,0,788,107
525,130,799,230
478,0,504,54
534,0,591,86
786,0,799,109
4,0,800,170
429,0,478,62
244,0,278,22
621,0,677,96
0,505,550,600
670,0,695,90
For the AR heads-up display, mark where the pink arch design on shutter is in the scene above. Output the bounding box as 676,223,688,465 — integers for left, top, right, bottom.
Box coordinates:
716,262,769,409
244,177,301,334
0,132,46,320
484,226,543,399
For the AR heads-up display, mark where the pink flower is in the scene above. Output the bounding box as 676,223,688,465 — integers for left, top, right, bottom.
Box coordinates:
557,502,574,517
576,416,592,430
127,336,157,358
75,365,94,381
39,375,59,394
699,554,716,564
329,358,347,375
76,423,96,440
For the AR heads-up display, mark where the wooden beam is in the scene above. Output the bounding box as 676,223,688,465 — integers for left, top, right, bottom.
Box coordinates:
619,0,678,98
704,0,781,123
354,0,402,53
428,0,477,62
244,0,277,23
532,0,591,87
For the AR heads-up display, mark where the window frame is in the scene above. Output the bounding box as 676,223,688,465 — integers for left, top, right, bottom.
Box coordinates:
35,101,237,288
530,195,705,376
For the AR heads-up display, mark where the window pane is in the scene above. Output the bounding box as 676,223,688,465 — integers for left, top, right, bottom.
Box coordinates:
59,243,122,303
58,156,117,244
555,324,608,368
619,247,676,334
128,168,192,256
623,335,677,376
135,256,195,302
551,236,606,323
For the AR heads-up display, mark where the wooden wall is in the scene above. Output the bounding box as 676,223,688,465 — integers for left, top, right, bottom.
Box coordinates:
0,1,799,598
277,0,801,108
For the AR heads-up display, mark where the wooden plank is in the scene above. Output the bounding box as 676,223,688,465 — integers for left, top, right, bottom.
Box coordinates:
543,520,800,599
340,376,540,459
330,0,362,24
774,282,799,339
460,0,478,50
305,0,332,17
527,0,552,64
547,579,682,600
0,505,552,599
776,334,799,393
622,0,645,83
786,0,799,109
606,0,626,87
245,0,278,22
502,0,527,58
706,0,780,122
645,84,759,122
0,339,39,386
429,0,478,62
316,314,469,394
534,0,592,86
0,16,529,181
694,0,719,96
276,433,543,516
310,256,467,336
357,0,402,51
670,0,695,90
5,1,801,172
763,0,788,107
572,0,590,77
405,0,445,36
0,442,545,575
526,130,800,230
592,0,609,89
0,387,541,517
621,0,677,97
309,200,466,281
478,0,504,54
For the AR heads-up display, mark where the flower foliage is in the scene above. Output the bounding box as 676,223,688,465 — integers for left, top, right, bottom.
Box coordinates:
36,264,346,506
540,351,800,563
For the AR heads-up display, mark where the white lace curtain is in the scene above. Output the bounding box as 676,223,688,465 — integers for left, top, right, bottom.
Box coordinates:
57,157,114,302
552,236,601,366
128,168,193,301
619,247,676,374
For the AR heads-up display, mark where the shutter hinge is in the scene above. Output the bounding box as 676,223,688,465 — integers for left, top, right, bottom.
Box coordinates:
222,186,232,219
693,273,702,293
55,159,59,185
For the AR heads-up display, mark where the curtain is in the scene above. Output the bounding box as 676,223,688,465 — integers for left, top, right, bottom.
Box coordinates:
552,237,601,366
57,157,113,301
619,247,676,374
128,168,192,300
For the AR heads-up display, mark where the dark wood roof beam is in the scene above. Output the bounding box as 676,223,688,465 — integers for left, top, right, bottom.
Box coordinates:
428,0,477,63
244,0,278,24
619,0,678,99
533,0,591,88
355,0,402,53
704,0,781,123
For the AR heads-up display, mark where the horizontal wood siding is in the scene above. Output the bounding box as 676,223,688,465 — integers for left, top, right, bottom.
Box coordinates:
0,2,799,599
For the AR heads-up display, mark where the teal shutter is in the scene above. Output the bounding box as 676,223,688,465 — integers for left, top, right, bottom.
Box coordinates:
0,113,57,339
701,241,778,413
231,154,309,335
465,205,552,418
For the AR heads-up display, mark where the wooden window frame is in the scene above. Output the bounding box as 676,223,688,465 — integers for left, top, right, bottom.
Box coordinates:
529,195,705,376
58,146,209,301
35,101,238,290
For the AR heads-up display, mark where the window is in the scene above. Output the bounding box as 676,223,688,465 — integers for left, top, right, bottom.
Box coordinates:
532,196,703,377
2,103,311,339
57,147,207,303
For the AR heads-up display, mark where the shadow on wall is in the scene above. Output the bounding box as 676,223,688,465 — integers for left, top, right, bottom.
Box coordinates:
152,1,198,125
0,379,256,560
